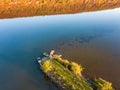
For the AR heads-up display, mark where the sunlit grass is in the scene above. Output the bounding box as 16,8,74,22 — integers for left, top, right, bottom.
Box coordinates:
0,0,120,18
40,56,114,90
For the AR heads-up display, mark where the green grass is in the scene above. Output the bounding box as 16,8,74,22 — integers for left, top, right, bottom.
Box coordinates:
94,78,115,90
40,56,115,90
52,59,93,90
41,57,93,90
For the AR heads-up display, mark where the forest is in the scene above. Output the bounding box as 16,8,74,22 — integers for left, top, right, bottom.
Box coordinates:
0,0,120,18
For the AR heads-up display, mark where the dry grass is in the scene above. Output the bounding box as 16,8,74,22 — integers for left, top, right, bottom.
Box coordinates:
0,0,120,18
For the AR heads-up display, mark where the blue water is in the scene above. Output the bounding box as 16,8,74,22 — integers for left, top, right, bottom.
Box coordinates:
0,8,120,90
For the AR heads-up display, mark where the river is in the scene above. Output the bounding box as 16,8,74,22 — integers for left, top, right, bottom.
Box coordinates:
0,8,120,90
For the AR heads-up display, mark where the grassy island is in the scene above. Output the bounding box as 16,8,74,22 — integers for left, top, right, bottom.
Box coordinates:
38,50,115,90
0,0,120,18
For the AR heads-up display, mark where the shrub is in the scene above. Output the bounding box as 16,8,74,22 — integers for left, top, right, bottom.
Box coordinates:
70,62,83,76
42,60,53,73
54,56,70,67
95,78,114,90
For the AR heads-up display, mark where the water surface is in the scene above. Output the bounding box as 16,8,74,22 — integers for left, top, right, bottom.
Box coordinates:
0,8,120,90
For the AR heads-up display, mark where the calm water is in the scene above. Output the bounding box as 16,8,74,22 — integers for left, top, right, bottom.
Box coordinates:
0,8,120,90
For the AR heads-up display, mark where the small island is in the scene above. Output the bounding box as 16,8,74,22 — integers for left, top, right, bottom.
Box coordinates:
38,50,115,90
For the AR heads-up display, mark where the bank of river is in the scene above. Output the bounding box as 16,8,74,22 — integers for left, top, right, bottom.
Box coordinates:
0,0,120,18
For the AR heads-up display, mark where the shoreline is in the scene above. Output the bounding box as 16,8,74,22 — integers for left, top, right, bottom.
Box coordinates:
0,0,120,19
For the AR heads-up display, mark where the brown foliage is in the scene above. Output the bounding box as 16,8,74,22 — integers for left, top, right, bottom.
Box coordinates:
0,0,120,18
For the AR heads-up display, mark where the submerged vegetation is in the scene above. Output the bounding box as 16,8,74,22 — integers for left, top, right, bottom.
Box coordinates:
0,0,120,18
38,50,115,90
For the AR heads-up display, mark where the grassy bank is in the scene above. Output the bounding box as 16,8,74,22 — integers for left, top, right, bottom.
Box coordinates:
0,0,120,18
39,54,114,90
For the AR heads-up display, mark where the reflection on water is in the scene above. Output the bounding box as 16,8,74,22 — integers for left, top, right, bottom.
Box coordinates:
0,8,120,90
